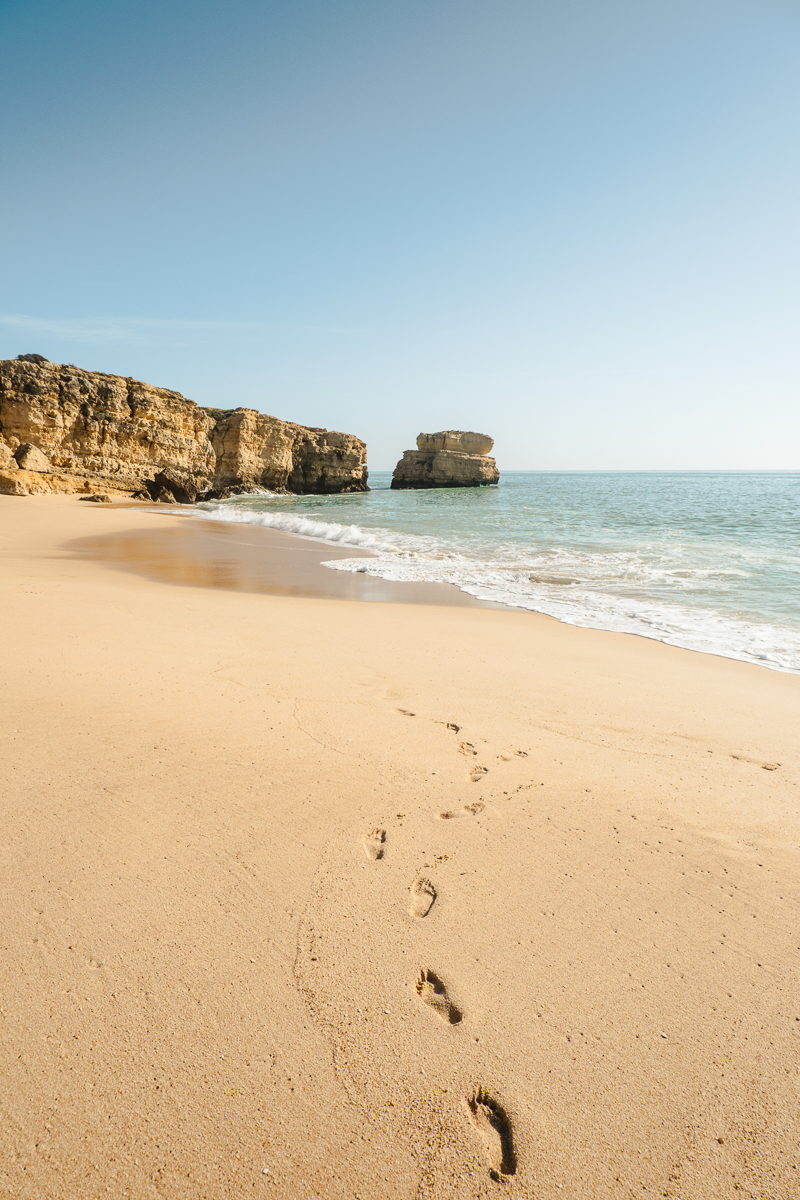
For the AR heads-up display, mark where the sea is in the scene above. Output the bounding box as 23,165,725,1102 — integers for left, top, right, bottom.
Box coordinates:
195,472,800,674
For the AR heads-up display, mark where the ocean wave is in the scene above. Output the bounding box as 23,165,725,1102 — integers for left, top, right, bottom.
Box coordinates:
194,501,402,552
323,555,800,672
192,500,800,674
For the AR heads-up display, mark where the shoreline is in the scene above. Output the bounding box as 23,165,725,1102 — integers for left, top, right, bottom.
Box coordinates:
3,492,800,1199
185,483,800,676
80,497,800,675
67,502,510,609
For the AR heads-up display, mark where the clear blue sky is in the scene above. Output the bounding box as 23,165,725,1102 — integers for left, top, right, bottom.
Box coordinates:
1,0,798,469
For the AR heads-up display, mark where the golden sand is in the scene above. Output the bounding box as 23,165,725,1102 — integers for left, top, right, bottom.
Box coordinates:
2,495,799,1199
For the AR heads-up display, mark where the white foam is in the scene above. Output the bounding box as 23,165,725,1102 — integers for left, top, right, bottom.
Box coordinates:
193,502,800,674
323,554,800,672
195,501,401,552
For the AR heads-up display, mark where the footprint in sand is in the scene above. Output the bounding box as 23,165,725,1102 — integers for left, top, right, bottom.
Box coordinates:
465,1089,516,1178
408,877,436,918
416,970,462,1024
459,741,478,756
363,828,386,860
470,767,488,783
439,800,485,820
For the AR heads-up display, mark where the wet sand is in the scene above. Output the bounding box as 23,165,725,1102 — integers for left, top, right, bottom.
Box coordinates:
2,493,800,1200
68,508,506,607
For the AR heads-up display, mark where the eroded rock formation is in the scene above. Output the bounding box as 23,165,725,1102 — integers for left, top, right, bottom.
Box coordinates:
415,431,494,456
207,407,368,497
0,357,368,499
391,430,499,489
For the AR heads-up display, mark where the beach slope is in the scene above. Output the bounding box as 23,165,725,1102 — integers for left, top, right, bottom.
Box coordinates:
2,496,799,1199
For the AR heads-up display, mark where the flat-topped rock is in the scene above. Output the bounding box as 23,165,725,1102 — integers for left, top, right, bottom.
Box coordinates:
416,430,494,456
392,430,499,489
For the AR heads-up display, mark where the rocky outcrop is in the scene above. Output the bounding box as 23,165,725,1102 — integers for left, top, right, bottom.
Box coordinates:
14,443,52,472
0,356,368,499
391,430,499,489
207,408,368,496
0,467,104,497
0,357,215,496
415,431,494,456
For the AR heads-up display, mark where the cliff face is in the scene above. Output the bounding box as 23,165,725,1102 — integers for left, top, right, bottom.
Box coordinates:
0,358,215,494
0,358,368,498
391,429,499,489
209,408,368,495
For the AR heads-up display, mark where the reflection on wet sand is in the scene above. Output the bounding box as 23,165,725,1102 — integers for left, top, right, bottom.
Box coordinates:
67,516,500,607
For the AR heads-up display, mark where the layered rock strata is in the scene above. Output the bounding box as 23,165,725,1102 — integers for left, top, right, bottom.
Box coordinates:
391,430,499,489
0,357,368,499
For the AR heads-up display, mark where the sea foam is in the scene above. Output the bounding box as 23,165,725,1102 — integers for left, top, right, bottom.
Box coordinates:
196,502,398,552
194,473,800,674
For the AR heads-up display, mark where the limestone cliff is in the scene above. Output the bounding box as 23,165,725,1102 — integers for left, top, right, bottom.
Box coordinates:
391,429,499,489
0,357,368,498
208,407,368,496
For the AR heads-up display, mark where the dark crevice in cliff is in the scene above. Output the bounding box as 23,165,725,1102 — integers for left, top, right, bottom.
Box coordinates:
124,378,137,422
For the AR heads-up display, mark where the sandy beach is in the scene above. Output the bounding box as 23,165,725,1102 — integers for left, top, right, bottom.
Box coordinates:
2,493,799,1200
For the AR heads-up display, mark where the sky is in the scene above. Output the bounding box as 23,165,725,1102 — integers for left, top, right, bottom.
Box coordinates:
1,0,799,470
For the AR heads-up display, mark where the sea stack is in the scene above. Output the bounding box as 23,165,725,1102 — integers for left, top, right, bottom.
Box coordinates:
391,430,499,489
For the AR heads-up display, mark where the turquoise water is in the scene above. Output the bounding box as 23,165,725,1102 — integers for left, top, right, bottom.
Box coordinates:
196,472,800,672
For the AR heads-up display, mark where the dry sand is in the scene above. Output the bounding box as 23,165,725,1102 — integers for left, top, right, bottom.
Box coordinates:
2,495,799,1200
